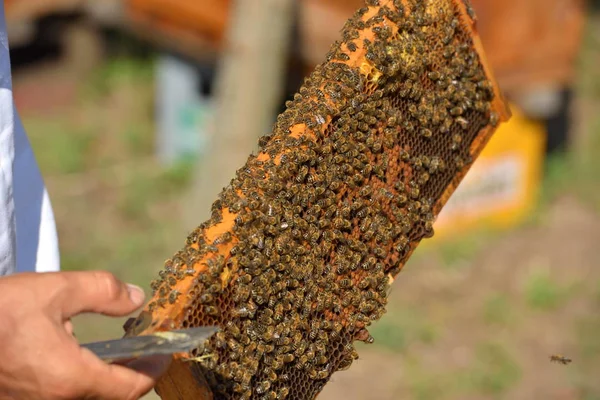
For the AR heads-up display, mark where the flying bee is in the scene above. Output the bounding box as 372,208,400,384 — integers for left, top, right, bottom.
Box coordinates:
550,355,572,365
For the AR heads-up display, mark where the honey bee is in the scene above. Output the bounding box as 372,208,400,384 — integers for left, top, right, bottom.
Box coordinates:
158,286,168,298
214,331,227,349
277,387,290,399
550,355,572,365
199,293,213,304
241,356,259,374
239,334,251,346
226,320,241,338
205,306,220,317
218,364,235,380
233,382,251,394
316,368,329,380
207,283,221,294
262,326,275,342
168,290,180,304
262,391,278,400
213,232,232,245
147,301,157,312
295,354,309,370
232,306,250,318
293,341,307,358
339,278,353,289
254,378,271,395
156,298,167,308
338,357,353,371
489,111,499,126
150,279,163,292
244,342,257,357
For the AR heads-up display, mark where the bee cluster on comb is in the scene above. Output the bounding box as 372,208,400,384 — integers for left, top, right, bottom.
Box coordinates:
126,0,510,399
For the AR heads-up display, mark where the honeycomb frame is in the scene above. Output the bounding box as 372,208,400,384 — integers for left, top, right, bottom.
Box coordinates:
125,1,511,399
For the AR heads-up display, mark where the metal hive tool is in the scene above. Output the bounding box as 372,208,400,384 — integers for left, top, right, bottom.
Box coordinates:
125,0,511,399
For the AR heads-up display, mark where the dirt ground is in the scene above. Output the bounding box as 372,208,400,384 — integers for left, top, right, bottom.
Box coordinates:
12,8,600,400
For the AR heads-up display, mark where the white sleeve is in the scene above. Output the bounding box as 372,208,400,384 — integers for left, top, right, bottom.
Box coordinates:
13,112,60,273
0,4,17,277
0,4,60,275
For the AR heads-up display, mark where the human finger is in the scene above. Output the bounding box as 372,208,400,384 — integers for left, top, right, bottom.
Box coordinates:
57,271,145,318
125,355,172,380
78,348,162,400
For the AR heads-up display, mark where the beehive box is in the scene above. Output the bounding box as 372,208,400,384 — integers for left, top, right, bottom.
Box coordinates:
125,1,511,399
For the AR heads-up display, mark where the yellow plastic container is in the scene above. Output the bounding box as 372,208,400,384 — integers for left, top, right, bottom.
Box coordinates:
430,105,546,241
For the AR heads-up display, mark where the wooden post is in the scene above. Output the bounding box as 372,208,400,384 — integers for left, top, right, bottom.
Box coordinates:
185,0,296,227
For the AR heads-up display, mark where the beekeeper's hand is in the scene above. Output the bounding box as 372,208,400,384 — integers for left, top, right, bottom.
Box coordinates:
0,271,171,399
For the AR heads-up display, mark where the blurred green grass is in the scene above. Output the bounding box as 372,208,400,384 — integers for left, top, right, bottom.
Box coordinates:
523,268,568,311
367,308,440,353
482,293,513,326
459,341,522,397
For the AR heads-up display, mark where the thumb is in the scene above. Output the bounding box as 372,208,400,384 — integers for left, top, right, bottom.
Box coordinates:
55,271,146,318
